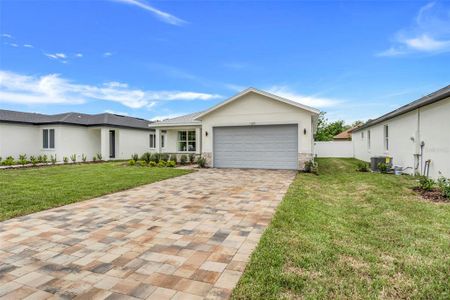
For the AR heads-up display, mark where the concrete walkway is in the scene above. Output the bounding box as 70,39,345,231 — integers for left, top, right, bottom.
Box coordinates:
0,168,296,299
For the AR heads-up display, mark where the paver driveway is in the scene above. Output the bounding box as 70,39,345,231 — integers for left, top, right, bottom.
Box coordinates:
0,168,296,300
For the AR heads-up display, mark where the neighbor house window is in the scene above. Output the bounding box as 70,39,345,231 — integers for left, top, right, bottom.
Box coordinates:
43,129,55,149
367,130,371,149
177,130,196,152
161,134,165,148
384,125,389,150
149,133,156,148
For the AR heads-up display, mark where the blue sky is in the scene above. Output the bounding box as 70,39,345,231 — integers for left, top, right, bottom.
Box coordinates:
1,0,449,123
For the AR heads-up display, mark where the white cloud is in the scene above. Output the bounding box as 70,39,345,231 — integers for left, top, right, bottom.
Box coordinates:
23,44,34,48
2,33,12,38
0,70,222,109
103,52,113,57
378,2,450,56
75,53,83,57
268,86,341,108
9,43,18,47
150,113,185,121
112,0,186,26
45,53,68,63
104,110,129,116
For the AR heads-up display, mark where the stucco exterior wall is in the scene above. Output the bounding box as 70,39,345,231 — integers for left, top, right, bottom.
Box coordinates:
0,123,40,158
352,96,450,179
0,123,155,162
198,92,316,168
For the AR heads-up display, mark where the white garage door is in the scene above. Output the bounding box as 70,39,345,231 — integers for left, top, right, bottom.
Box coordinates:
213,124,298,170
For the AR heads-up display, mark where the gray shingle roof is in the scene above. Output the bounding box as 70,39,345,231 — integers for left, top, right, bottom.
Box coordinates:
353,85,450,132
0,109,153,130
151,111,203,127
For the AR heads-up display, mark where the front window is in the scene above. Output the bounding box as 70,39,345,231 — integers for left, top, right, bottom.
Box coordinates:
43,129,55,149
367,130,371,149
177,130,196,152
384,125,389,150
149,133,156,148
161,134,165,148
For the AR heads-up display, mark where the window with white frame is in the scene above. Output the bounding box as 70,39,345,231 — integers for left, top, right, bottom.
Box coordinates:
367,130,371,149
177,130,196,152
149,133,156,148
43,129,55,149
161,134,165,148
384,125,389,150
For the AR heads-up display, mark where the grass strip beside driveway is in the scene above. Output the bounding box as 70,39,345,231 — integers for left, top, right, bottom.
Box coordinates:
232,158,450,299
0,162,191,221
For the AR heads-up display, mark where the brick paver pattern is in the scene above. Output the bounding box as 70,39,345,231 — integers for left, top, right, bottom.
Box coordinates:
0,168,295,300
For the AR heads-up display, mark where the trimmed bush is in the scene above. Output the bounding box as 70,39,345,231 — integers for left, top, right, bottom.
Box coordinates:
2,156,15,166
96,153,103,161
160,153,170,162
189,153,196,164
169,154,177,163
418,176,435,191
30,156,38,166
131,153,139,161
82,154,87,162
70,154,77,163
356,161,369,172
50,155,57,165
149,161,157,167
377,162,389,173
304,160,319,175
128,159,136,166
157,160,167,167
180,154,188,165
18,154,28,166
167,160,176,168
141,152,152,164
197,156,207,168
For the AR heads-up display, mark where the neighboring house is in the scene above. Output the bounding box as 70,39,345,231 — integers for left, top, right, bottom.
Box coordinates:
150,88,320,170
0,110,154,161
333,127,356,141
352,85,450,179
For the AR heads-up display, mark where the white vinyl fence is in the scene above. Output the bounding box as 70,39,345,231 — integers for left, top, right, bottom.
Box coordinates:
314,141,354,158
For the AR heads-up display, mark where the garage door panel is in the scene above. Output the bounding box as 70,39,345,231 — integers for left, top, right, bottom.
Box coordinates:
213,124,298,170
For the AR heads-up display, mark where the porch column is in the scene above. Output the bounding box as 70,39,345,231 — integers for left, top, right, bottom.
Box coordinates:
155,128,161,153
100,128,109,161
195,127,201,155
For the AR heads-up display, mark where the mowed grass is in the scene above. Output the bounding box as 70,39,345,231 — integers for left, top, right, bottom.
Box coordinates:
233,158,450,299
0,162,191,221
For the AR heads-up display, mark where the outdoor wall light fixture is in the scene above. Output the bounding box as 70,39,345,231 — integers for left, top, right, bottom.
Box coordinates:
304,128,307,135
205,131,208,136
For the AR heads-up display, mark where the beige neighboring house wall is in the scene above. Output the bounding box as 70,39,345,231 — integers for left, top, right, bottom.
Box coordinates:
352,94,450,179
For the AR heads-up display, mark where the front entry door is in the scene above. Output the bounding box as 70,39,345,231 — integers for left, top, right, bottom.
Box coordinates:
109,130,115,158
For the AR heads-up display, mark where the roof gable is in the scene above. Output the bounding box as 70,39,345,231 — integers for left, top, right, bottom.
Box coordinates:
194,88,320,120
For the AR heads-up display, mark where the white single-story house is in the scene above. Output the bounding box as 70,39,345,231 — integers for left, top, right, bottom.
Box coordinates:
150,88,320,170
351,85,450,179
0,110,154,161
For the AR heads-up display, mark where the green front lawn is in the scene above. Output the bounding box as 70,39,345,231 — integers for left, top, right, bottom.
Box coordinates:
233,158,450,299
0,162,191,221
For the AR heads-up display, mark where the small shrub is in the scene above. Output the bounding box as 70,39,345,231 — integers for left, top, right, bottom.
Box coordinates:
151,153,160,163
141,152,152,164
437,176,450,199
169,154,177,163
93,156,97,162
128,159,136,166
180,154,188,165
0,157,2,164
30,156,38,166
189,153,196,164
418,176,435,191
2,156,15,166
158,160,167,167
42,154,48,164
304,160,319,175
356,161,369,172
149,161,157,167
377,162,389,173
70,154,77,163
50,155,57,165
197,156,207,168
82,154,87,162
96,153,103,161
63,156,69,164
167,160,176,167
160,153,170,162
18,154,28,166
131,153,139,161
37,155,44,163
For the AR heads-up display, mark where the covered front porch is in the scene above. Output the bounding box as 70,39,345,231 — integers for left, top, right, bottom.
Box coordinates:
153,126,202,157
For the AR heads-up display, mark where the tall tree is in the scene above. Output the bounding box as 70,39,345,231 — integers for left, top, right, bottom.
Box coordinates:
314,112,350,141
